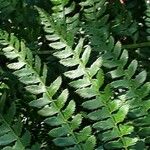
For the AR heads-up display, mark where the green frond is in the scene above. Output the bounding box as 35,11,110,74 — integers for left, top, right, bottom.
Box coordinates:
0,31,96,150
36,5,145,148
51,34,138,149
37,2,79,48
0,1,149,149
101,36,150,146
35,2,150,148
0,86,40,150
79,0,110,52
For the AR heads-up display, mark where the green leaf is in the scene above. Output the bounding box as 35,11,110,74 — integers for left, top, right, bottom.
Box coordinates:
46,34,60,41
29,96,50,108
21,130,31,147
0,132,16,146
138,127,150,137
74,38,84,56
12,119,23,136
4,51,19,59
38,104,58,117
114,105,129,123
82,97,103,110
82,135,96,150
119,124,134,136
53,137,76,147
25,85,46,94
49,125,69,137
56,89,69,109
109,67,124,78
126,60,138,79
60,58,79,67
63,100,75,119
69,77,91,89
64,67,84,79
113,42,122,59
7,62,25,70
88,57,102,77
49,42,66,49
81,46,91,65
34,55,41,74
77,126,92,142
48,77,62,96
111,79,129,88
88,107,110,121
19,75,40,84
76,87,98,98
102,127,120,142
44,115,64,126
0,124,10,136
134,70,147,87
119,50,128,67
70,114,82,130
53,46,73,59
2,46,14,52
4,102,16,124
14,68,33,77
93,118,114,130
123,137,138,147
42,64,48,83
109,100,122,113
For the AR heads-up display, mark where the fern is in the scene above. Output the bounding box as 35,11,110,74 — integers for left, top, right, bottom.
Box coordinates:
0,0,150,149
79,0,110,52
101,37,150,146
0,30,96,150
37,4,149,149
0,83,40,150
37,0,79,48
54,38,140,149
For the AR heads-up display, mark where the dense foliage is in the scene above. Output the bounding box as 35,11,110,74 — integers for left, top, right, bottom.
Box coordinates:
0,0,150,149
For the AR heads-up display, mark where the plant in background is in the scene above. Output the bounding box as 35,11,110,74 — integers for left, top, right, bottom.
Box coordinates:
0,0,150,149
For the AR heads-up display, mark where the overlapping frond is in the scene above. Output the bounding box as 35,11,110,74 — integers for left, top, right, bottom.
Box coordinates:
37,7,144,149
54,38,140,149
0,31,96,150
102,37,150,146
0,0,149,149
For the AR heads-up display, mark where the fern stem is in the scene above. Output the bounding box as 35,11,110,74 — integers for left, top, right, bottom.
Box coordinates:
122,42,150,49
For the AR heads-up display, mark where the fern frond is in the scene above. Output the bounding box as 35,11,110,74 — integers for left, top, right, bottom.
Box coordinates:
37,7,140,149
37,1,79,48
0,85,40,150
79,0,110,52
53,37,140,149
101,36,150,147
0,31,96,150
